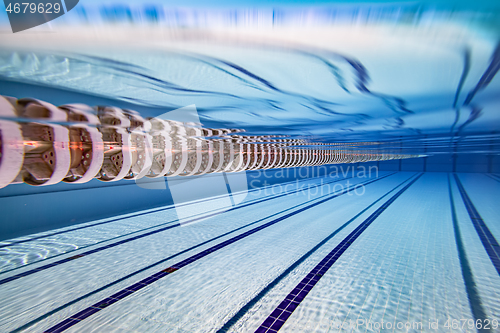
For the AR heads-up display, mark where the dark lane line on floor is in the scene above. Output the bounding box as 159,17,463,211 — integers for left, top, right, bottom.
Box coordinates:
454,174,500,276
0,176,351,277
0,173,363,284
253,173,423,333
217,173,417,333
11,191,334,333
448,174,488,332
486,174,500,182
36,174,398,333
0,175,329,249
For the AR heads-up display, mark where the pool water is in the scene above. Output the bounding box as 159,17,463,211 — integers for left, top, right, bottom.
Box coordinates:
0,1,500,332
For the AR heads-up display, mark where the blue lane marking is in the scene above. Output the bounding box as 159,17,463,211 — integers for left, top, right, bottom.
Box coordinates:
217,173,417,333
448,174,488,332
0,174,364,285
254,173,423,333
454,174,500,276
0,174,328,249
39,174,397,333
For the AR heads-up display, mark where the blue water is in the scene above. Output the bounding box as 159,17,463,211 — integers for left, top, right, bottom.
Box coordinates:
0,2,500,333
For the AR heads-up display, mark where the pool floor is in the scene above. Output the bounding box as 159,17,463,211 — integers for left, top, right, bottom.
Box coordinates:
0,172,499,332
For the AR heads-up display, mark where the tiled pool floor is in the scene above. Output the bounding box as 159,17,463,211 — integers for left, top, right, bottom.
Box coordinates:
0,172,499,333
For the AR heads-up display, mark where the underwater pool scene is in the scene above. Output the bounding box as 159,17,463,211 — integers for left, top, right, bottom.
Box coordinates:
0,0,500,332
